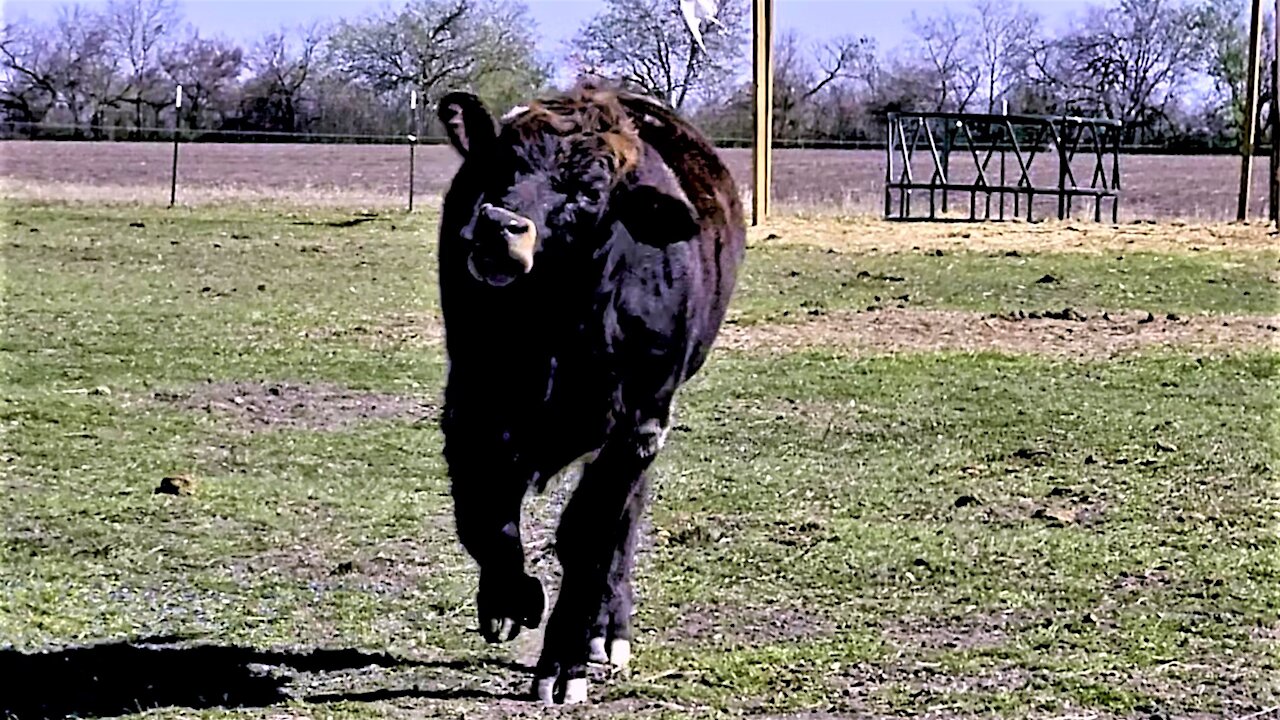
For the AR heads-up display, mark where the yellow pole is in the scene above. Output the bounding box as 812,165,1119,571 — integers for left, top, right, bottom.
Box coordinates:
1271,0,1279,225
1238,0,1265,220
751,0,774,226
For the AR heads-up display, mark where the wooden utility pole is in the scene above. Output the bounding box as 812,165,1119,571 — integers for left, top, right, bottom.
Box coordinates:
1271,0,1279,224
751,0,774,226
1238,0,1265,221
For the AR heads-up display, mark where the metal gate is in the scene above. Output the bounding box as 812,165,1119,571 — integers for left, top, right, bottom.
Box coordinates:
884,111,1123,223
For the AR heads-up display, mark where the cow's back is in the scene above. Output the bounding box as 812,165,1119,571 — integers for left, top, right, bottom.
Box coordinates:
616,92,747,381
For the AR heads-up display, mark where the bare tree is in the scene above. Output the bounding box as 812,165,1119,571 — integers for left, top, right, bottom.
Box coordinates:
106,0,178,132
1195,0,1275,140
0,20,60,125
570,0,747,110
160,30,244,130
327,0,547,113
969,0,1040,113
1028,0,1204,140
36,6,125,135
239,23,324,132
772,30,876,139
907,7,982,112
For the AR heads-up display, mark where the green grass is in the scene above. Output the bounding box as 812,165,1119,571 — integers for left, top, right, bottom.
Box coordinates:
2,200,1278,718
733,242,1279,324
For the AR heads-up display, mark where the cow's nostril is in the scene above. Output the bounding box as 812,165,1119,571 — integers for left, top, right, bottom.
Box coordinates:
480,204,533,236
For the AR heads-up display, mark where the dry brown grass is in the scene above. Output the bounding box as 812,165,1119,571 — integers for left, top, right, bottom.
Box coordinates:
0,177,435,210
749,214,1280,254
310,306,1279,361
718,307,1279,359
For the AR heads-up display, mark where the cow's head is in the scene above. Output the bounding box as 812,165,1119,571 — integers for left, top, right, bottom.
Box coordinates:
437,86,701,287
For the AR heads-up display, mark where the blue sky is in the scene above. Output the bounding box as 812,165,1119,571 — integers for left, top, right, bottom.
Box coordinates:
5,0,1092,55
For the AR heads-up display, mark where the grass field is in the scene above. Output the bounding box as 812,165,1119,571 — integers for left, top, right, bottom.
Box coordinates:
1,196,1278,719
3,141,1279,221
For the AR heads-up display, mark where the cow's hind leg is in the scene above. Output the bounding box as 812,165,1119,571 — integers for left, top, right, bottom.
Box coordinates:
533,427,659,705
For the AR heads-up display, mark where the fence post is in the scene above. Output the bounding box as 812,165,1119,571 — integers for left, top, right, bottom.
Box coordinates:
408,89,418,213
1238,0,1264,221
170,84,182,208
883,113,894,219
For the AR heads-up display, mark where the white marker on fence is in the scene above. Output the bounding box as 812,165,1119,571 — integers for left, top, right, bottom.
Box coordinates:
175,85,183,109
410,89,417,111
1002,99,1008,116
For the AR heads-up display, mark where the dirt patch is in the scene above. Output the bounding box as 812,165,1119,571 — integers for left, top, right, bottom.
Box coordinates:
228,534,458,597
663,602,834,648
302,312,444,350
879,611,1028,653
1125,656,1280,718
154,380,437,432
719,308,1279,359
751,214,1280,254
832,656,1271,719
831,661,1034,719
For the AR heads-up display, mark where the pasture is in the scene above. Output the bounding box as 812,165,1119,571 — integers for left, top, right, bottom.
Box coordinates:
1,166,1278,718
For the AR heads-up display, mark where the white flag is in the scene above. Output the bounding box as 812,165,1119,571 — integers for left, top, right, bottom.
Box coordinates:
679,0,723,53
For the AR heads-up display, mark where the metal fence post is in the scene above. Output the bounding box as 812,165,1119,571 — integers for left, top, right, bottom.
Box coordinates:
169,85,182,208
408,89,418,213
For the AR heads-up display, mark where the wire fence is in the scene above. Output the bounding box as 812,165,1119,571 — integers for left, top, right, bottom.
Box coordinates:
7,120,1279,154
5,120,1277,221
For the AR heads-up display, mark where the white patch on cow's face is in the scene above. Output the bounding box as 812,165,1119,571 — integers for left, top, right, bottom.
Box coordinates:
501,105,530,122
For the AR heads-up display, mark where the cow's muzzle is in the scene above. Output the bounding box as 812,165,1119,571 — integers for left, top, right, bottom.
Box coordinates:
468,203,537,286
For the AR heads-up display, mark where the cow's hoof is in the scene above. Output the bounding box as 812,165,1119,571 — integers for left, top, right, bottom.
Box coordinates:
535,675,589,705
588,636,609,663
478,573,544,643
608,639,632,669
587,637,632,669
635,418,670,458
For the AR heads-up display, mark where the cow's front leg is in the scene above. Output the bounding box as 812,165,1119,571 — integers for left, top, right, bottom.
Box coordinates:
589,397,673,666
534,425,659,705
447,433,545,643
588,459,650,671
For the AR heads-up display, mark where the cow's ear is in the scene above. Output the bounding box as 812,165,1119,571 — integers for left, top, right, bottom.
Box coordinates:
437,91,496,158
614,185,701,246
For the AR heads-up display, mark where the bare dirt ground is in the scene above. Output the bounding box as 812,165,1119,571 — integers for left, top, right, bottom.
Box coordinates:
307,306,1279,359
152,380,437,432
5,141,1279,221
719,308,1279,359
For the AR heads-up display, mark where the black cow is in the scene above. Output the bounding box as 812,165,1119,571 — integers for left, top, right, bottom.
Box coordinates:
434,81,746,705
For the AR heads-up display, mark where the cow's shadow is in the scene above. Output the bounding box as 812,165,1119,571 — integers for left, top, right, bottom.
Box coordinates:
0,635,528,719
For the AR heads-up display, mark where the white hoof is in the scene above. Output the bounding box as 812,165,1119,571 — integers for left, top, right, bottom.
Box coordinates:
563,677,589,705
536,676,589,705
588,636,608,663
608,638,632,669
536,676,557,705
636,418,670,458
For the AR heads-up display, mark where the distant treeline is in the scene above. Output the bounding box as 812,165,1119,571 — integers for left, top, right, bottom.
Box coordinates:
1,0,1273,152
